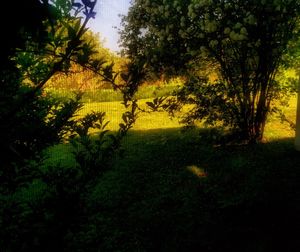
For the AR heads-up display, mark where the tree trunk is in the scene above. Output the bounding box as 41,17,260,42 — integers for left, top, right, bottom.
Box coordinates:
295,76,300,151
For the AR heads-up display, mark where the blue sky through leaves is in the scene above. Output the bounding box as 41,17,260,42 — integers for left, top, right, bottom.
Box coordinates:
87,0,131,53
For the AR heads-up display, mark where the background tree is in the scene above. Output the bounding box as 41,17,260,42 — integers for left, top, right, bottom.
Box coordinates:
120,0,300,142
45,30,128,92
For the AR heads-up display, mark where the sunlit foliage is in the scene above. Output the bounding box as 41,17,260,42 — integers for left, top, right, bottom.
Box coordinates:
120,0,300,142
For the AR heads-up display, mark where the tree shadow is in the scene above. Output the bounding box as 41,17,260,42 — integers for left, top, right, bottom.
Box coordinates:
86,127,300,252
5,127,299,251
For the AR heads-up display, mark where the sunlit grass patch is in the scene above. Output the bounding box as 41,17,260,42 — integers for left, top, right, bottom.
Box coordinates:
76,95,297,141
265,96,296,140
187,165,208,178
77,99,183,131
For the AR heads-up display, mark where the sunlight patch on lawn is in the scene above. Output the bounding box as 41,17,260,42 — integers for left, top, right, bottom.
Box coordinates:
187,165,207,178
78,100,183,131
264,96,297,140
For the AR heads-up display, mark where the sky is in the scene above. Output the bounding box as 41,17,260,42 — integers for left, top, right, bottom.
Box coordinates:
86,0,131,53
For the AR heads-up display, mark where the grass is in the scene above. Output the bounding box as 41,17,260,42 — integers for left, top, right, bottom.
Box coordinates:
16,94,300,251
77,94,299,250
47,84,179,103
264,95,297,140
78,99,182,130
44,99,183,167
44,96,298,173
78,95,297,132
85,129,300,251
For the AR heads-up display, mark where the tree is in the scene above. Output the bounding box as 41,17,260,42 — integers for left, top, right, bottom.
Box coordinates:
120,0,300,142
0,1,141,249
0,0,111,191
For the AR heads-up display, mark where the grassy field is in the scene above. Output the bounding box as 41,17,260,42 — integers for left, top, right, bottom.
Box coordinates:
47,83,180,103
78,95,297,132
36,94,300,251
46,95,297,175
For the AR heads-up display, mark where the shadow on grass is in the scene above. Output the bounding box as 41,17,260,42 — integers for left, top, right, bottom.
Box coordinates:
4,128,299,252
83,127,300,252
